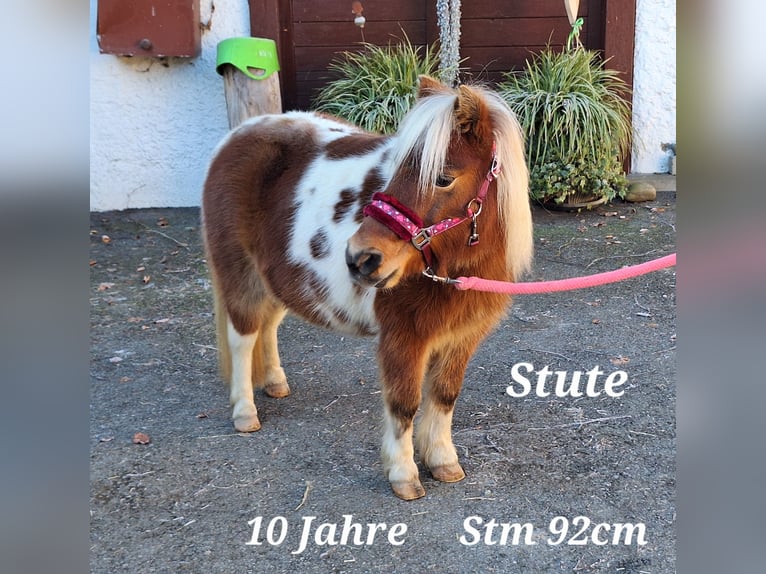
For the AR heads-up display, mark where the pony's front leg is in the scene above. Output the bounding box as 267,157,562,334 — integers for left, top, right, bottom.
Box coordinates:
416,342,479,483
227,319,261,432
378,336,429,500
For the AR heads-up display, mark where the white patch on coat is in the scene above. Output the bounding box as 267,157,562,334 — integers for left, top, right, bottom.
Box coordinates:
286,116,396,334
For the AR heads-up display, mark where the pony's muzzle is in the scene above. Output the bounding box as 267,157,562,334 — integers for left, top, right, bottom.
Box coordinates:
345,245,384,285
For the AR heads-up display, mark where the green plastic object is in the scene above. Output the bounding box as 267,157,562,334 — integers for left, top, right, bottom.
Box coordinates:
216,37,280,80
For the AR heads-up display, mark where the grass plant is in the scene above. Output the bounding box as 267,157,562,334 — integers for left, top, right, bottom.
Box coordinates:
498,47,632,204
312,36,441,134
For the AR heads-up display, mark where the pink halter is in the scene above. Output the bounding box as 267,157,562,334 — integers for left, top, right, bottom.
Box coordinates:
363,144,500,273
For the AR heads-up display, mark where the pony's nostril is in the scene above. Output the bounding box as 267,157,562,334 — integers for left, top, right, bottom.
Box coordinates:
359,252,382,276
346,248,383,278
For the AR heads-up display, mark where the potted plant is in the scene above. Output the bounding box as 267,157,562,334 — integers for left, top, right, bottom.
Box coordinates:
498,39,632,209
312,35,441,134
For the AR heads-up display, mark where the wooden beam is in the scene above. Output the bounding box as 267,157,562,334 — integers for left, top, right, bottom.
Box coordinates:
603,0,636,171
603,0,636,91
248,0,297,110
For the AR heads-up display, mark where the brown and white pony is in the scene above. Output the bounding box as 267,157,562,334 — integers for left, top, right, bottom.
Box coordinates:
201,76,533,499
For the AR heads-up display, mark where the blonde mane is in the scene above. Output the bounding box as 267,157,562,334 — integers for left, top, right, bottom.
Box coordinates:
390,84,533,280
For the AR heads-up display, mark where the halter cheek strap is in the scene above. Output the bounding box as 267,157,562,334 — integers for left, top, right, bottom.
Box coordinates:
362,143,501,275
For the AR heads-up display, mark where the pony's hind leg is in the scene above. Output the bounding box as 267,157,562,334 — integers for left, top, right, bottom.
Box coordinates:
252,300,289,399
210,261,285,432
208,264,263,431
227,318,262,432
227,296,289,432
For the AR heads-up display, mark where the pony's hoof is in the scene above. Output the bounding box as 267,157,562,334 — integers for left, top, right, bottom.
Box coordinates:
264,382,290,398
390,480,426,500
233,413,262,432
430,463,465,483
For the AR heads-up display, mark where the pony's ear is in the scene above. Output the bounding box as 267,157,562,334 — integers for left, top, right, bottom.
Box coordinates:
417,75,446,98
455,85,490,141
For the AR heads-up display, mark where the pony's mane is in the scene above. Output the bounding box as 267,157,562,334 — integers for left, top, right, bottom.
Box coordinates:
391,84,533,280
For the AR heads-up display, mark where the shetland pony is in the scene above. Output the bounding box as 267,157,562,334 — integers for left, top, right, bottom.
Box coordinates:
201,76,533,500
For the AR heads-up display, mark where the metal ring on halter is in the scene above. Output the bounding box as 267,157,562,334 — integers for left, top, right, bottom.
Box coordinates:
489,156,501,178
466,198,483,217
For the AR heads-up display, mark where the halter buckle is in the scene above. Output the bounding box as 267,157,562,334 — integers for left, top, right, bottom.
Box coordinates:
411,229,432,251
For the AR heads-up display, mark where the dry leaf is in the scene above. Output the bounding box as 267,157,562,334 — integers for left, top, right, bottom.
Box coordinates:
97,282,115,291
196,412,209,419
132,432,151,445
592,318,601,324
610,356,630,366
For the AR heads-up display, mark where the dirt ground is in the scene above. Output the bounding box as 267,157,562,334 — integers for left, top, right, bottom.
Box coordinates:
89,192,675,573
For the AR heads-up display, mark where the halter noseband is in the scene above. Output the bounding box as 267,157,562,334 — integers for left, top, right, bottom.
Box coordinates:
362,144,501,282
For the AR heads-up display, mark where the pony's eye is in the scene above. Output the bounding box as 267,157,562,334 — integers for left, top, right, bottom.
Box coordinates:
435,174,455,188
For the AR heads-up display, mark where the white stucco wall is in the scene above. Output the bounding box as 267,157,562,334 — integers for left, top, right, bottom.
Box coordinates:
89,0,250,211
631,0,676,174
89,0,676,211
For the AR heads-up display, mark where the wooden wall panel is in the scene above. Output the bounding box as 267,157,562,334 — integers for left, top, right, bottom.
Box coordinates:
249,0,631,114
458,17,574,47
293,21,425,47
457,0,591,19
291,0,424,22
287,0,426,109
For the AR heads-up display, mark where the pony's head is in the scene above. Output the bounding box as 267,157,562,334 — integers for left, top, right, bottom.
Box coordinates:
346,76,533,289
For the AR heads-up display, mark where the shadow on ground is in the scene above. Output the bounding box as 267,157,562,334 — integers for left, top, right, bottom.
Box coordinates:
90,193,675,572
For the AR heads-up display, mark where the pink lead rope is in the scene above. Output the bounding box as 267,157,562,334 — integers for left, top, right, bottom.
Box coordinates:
454,253,676,294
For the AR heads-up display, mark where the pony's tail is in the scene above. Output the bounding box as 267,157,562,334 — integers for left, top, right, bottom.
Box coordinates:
209,266,233,384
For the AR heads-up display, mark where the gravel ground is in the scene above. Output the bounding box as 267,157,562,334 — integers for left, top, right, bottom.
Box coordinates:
90,193,676,572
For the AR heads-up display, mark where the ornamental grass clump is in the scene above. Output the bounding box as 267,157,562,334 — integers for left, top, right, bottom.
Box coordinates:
312,37,441,134
498,46,632,206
